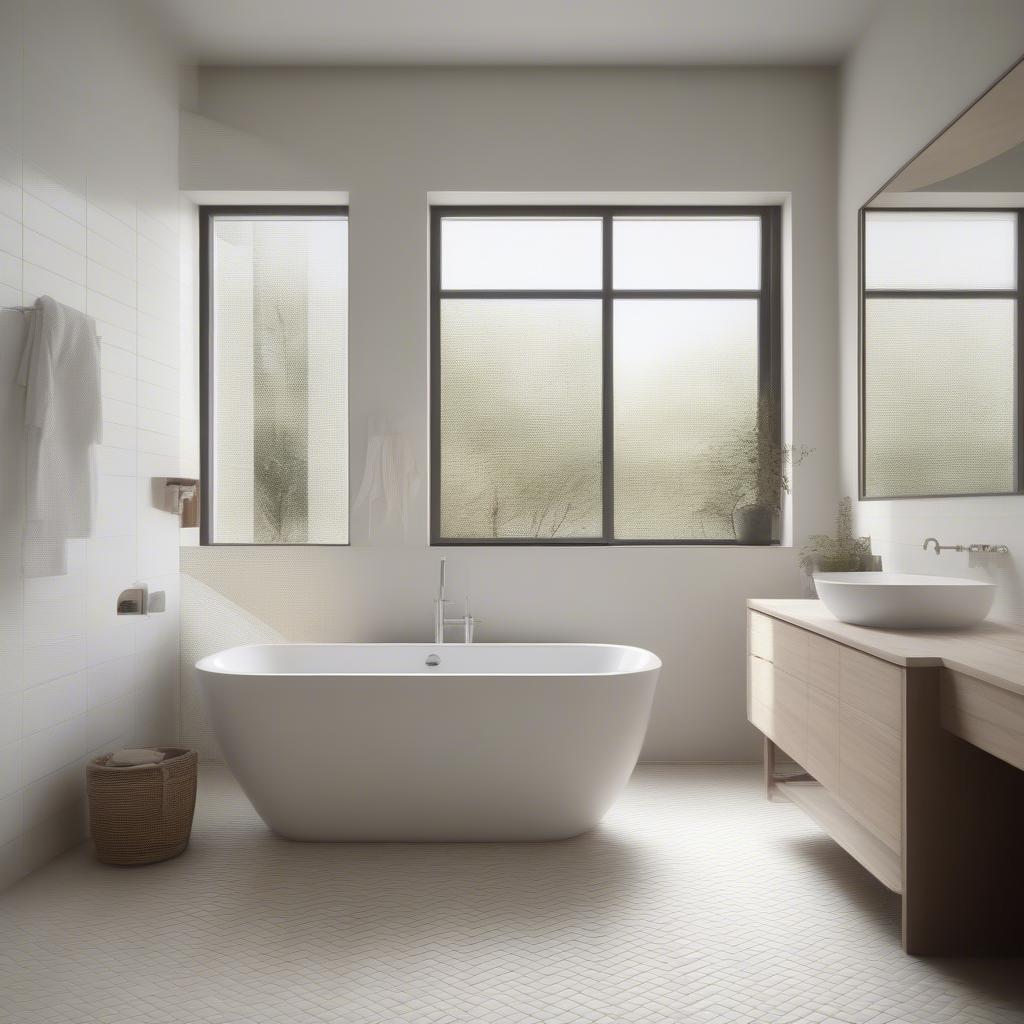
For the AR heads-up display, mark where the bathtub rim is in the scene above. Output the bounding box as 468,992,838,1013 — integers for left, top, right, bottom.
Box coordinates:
195,641,662,678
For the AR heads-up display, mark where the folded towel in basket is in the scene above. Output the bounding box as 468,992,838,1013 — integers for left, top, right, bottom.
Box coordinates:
108,748,165,767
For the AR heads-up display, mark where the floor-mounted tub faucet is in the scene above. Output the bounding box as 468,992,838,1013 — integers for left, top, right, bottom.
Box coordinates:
433,557,477,643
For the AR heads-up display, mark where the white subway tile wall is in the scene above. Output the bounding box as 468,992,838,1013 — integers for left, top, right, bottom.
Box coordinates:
0,0,183,890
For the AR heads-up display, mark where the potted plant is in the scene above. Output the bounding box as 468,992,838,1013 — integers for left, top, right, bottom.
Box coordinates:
698,400,812,544
799,497,875,574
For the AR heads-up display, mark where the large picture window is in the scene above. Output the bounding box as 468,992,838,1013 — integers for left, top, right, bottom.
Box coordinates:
430,206,781,544
200,206,349,545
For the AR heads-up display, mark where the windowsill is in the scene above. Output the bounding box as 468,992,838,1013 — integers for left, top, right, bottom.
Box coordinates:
430,540,787,549
184,541,796,551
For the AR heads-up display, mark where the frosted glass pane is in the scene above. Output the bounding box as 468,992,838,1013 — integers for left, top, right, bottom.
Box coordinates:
613,217,760,290
614,300,759,539
211,216,348,543
439,299,602,538
865,211,1016,290
864,298,1014,497
441,218,602,290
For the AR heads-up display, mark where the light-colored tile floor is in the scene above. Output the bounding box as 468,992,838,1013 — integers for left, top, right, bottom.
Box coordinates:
1,765,1022,1024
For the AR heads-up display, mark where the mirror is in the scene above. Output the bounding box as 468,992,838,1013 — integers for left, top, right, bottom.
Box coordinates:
860,56,1024,499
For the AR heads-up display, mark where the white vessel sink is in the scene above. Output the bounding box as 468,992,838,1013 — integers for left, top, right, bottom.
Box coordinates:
813,572,995,629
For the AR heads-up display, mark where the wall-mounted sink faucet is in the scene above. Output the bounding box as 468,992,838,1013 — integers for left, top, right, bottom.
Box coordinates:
433,557,477,643
923,537,1009,555
923,538,963,555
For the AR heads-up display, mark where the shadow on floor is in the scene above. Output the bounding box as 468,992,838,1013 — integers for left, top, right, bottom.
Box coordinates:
784,833,1024,1009
783,833,901,934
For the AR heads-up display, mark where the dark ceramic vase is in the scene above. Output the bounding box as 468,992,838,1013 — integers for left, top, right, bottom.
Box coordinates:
733,504,773,545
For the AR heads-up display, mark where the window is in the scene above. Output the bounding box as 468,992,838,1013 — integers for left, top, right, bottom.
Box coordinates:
430,206,781,544
200,206,349,544
862,209,1021,498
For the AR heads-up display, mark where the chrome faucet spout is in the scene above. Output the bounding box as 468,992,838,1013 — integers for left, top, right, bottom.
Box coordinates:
923,537,941,554
433,557,449,644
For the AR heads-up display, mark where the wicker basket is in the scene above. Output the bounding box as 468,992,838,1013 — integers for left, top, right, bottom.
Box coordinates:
87,748,198,865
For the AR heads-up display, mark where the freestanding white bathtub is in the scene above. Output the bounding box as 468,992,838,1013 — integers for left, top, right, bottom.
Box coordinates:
196,643,660,842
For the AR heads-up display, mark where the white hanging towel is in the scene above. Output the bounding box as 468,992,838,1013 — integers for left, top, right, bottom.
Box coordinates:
17,295,102,577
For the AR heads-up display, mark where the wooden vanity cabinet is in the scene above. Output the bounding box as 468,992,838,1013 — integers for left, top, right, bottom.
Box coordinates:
749,612,901,856
747,604,1024,956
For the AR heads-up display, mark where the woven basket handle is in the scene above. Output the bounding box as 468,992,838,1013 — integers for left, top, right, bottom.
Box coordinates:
158,763,194,820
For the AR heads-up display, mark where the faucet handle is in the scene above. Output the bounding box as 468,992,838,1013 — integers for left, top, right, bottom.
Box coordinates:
462,597,478,644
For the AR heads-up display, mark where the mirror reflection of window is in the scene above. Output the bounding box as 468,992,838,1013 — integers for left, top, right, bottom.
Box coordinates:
860,56,1024,501
862,211,1018,498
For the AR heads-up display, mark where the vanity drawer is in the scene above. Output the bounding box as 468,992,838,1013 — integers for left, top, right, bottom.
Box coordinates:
748,611,775,661
807,633,840,698
774,622,808,681
805,687,840,791
748,611,808,680
840,647,902,732
839,704,902,852
748,655,807,764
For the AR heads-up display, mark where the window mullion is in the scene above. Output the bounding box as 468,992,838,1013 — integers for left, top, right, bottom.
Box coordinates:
602,213,614,543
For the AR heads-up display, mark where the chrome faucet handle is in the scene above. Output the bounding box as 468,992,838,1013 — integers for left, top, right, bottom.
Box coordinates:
459,597,481,643
923,537,965,554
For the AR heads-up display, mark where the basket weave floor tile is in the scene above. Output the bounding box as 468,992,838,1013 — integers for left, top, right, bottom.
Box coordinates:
1,765,1022,1023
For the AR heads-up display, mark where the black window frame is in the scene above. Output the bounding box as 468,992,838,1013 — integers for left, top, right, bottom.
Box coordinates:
858,206,1024,500
198,204,351,547
429,204,782,546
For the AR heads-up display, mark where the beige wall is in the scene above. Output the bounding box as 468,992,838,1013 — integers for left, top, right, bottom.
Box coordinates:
180,66,840,763
839,1,1024,624
0,0,185,888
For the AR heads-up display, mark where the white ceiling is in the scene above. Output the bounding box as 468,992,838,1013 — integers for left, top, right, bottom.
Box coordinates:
146,0,881,66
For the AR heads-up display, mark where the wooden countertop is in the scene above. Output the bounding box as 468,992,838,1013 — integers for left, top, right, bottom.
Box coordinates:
748,598,1024,699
